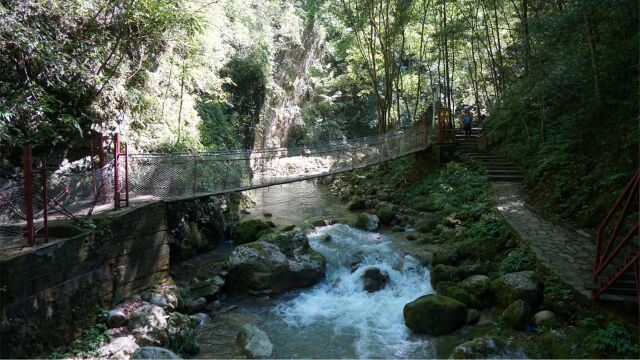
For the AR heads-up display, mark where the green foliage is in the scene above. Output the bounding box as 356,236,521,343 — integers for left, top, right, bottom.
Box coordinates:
0,0,201,161
486,0,639,227
577,316,640,358
49,309,111,359
498,244,536,274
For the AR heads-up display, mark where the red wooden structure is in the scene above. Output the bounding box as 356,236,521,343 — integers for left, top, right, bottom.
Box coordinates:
591,169,640,301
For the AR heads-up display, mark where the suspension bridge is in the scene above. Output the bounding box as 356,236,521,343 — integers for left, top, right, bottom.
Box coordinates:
0,124,431,246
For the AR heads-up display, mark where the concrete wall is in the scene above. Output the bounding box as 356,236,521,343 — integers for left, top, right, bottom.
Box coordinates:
0,202,170,358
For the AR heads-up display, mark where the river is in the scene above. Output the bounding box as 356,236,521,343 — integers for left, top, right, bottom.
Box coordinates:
196,180,436,358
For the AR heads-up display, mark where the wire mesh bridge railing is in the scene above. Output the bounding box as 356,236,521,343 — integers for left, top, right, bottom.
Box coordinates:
0,124,431,246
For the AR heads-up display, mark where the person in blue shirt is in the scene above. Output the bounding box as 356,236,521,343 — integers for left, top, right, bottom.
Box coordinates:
463,110,473,138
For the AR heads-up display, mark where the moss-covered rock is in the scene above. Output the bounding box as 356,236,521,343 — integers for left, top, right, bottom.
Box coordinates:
346,196,366,210
234,219,271,245
351,213,379,231
502,300,531,330
225,231,326,295
374,203,396,225
533,310,558,328
416,218,439,233
430,264,458,287
403,294,467,336
466,308,480,324
491,271,543,309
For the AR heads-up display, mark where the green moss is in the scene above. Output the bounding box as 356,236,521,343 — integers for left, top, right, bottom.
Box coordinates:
234,219,271,245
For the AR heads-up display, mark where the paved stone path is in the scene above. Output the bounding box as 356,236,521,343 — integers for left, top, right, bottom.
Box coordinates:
491,181,595,298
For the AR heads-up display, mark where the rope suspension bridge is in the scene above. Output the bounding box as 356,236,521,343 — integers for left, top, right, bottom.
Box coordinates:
0,124,432,246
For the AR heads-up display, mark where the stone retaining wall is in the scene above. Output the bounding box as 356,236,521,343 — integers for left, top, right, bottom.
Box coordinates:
0,202,170,358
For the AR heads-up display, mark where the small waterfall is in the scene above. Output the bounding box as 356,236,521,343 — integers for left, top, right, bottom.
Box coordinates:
262,224,435,358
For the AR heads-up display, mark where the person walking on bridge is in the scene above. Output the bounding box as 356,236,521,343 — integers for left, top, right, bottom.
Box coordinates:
463,110,473,138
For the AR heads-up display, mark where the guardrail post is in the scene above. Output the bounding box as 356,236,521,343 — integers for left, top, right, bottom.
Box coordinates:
114,133,120,209
23,146,35,246
124,143,129,207
41,158,48,243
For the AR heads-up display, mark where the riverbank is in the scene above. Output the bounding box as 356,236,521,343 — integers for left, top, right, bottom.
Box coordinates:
46,158,638,359
327,157,639,358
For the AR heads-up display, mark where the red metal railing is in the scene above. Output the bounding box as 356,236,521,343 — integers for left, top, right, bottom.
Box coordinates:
592,169,640,301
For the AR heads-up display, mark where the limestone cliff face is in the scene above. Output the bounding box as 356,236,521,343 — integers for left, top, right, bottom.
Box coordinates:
252,17,324,150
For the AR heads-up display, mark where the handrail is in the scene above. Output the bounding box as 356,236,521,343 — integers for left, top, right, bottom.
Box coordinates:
592,168,640,283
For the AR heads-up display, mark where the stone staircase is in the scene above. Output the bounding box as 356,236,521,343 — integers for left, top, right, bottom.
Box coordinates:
455,129,524,182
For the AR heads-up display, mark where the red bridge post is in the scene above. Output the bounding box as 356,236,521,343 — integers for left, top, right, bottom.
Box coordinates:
41,158,48,243
22,146,35,246
114,133,120,209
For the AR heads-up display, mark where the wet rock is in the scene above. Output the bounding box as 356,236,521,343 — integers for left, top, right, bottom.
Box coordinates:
312,219,328,227
361,267,390,292
346,196,366,211
97,335,139,360
502,300,531,330
265,221,276,228
403,294,467,336
131,346,181,359
466,308,480,325
240,209,251,214
406,234,417,241
234,219,271,245
449,336,512,359
128,304,169,346
534,310,558,328
392,225,405,232
491,271,543,308
237,324,275,359
352,213,379,231
188,276,225,301
225,231,326,295
107,309,127,328
319,234,332,242
263,212,272,218
184,297,207,314
374,203,396,225
280,224,296,231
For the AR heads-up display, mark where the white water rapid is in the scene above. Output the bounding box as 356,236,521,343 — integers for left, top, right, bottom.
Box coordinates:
259,223,435,358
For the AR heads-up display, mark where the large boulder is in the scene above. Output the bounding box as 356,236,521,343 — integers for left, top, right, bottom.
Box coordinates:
234,219,271,245
131,346,181,359
403,294,467,336
361,267,390,292
97,335,139,360
491,271,543,308
442,275,491,309
352,213,380,231
237,324,275,359
502,300,531,330
128,304,169,346
225,231,326,295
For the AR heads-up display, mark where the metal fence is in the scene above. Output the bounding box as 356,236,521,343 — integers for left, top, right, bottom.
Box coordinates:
0,123,431,246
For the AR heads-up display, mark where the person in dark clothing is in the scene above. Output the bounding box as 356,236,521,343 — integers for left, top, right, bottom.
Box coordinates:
463,110,473,138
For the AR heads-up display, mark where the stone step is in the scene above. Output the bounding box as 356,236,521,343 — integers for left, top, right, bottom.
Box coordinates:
487,169,521,174
488,174,524,181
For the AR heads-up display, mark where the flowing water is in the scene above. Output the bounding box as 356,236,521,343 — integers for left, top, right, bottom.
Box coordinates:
198,181,436,358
